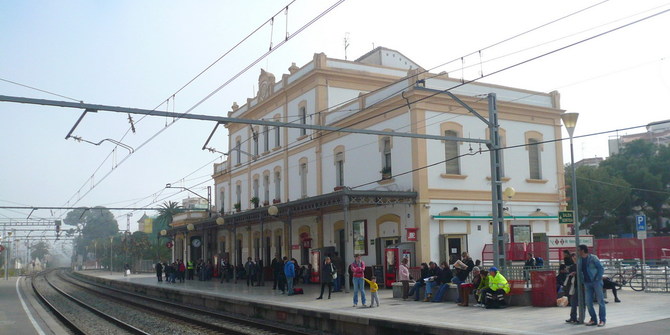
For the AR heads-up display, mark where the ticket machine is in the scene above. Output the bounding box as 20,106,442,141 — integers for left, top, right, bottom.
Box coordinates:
384,242,415,288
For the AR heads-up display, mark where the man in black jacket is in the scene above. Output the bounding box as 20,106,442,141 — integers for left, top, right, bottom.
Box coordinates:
271,254,282,289
155,261,163,282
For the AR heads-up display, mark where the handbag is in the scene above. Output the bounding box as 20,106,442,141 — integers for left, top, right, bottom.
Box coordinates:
331,264,337,279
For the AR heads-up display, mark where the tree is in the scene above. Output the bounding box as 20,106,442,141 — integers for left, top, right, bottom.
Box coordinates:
30,241,50,261
601,140,670,233
565,164,630,237
64,207,119,257
156,201,182,226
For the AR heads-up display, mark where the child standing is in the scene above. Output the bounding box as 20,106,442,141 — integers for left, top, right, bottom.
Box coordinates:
363,276,380,307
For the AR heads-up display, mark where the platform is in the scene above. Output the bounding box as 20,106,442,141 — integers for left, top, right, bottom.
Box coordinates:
78,270,670,335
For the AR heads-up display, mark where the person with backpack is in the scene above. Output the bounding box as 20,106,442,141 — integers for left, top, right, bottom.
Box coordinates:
284,257,296,295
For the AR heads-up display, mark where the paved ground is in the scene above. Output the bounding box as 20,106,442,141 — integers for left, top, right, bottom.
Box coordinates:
0,276,68,335
85,270,670,335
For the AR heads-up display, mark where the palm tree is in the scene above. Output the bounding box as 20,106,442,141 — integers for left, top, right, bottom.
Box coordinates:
157,201,182,225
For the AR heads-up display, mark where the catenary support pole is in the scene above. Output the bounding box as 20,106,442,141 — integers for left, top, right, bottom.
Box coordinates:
487,93,505,269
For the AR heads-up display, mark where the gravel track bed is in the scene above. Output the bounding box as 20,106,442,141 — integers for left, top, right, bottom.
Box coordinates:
32,273,130,335
59,274,286,335
48,272,222,335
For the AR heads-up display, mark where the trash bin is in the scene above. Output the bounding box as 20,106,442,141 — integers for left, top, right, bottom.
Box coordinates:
531,270,557,307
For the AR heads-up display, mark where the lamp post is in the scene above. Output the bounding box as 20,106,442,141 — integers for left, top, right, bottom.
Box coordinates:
561,112,584,322
165,183,212,217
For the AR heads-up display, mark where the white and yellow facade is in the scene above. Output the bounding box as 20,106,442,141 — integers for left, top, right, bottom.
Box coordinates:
203,47,567,267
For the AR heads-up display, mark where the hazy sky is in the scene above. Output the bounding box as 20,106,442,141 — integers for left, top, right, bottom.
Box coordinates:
1,0,669,236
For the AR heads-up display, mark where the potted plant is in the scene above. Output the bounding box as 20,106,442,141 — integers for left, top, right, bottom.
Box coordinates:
262,200,269,206
250,196,260,208
380,166,392,179
234,202,241,212
272,198,281,204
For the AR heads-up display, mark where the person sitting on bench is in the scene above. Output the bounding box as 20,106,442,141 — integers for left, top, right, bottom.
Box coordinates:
483,267,510,308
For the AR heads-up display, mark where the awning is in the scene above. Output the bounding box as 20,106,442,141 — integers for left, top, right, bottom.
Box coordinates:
433,215,558,221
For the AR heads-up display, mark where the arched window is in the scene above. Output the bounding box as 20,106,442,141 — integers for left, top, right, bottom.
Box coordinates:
274,170,281,201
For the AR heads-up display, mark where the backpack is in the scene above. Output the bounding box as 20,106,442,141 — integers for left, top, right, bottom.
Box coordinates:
535,257,544,267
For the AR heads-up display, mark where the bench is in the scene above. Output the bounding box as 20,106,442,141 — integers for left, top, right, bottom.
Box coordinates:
391,281,533,306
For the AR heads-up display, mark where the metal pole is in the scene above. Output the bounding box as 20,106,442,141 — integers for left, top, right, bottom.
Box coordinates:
488,93,505,269
569,137,585,322
343,194,351,293
641,238,646,291
3,230,8,280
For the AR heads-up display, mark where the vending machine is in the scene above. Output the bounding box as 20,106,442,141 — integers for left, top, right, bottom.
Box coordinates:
384,242,415,288
310,246,335,283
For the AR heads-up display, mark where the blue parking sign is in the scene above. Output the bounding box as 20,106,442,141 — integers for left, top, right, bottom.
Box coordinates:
636,215,647,231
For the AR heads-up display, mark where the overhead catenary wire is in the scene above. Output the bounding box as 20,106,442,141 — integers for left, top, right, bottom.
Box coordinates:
2,1,652,219
0,77,81,102
51,0,606,216
218,6,670,184
53,0,345,217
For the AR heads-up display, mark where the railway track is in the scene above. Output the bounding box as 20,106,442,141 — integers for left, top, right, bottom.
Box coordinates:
32,268,321,335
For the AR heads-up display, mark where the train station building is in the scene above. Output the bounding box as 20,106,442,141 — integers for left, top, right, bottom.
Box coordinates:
167,47,568,272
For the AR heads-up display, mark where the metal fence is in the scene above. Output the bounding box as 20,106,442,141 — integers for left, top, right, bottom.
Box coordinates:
137,260,155,273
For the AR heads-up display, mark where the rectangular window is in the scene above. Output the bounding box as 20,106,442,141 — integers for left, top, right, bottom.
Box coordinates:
528,139,542,179
254,237,260,260
444,130,460,174
274,125,280,148
253,133,259,156
219,190,225,213
299,107,307,136
275,235,282,259
263,125,269,152
382,137,392,174
235,184,241,205
335,152,344,187
263,175,270,204
274,171,281,201
300,163,307,198
253,178,259,198
235,139,241,165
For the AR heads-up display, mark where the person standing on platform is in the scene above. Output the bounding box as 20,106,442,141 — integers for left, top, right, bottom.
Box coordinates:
350,254,367,307
278,256,288,294
316,256,336,300
178,260,186,283
363,276,379,307
187,260,194,280
219,258,230,283
155,261,163,282
564,253,580,324
284,257,296,295
271,254,282,289
331,252,344,292
579,244,606,327
245,257,256,286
